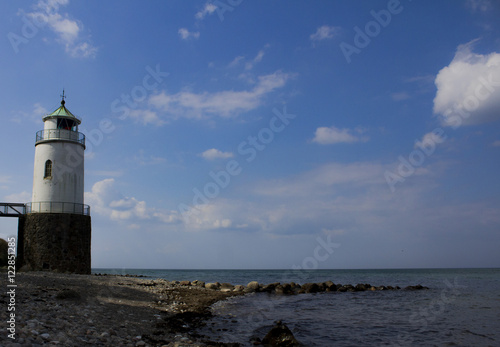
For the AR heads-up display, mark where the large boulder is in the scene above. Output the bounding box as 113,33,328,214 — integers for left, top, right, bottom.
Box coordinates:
261,282,280,293
324,281,336,291
191,280,205,287
262,321,302,346
205,282,220,290
219,283,234,292
233,285,245,292
247,281,260,292
301,283,320,293
275,283,293,295
0,238,8,267
355,283,367,291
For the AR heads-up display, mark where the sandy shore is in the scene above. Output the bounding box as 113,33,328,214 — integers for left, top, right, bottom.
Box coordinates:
0,271,242,346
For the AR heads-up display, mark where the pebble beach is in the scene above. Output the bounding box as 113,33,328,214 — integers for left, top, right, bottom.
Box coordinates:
1,272,242,346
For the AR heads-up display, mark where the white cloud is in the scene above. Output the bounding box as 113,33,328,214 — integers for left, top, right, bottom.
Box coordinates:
433,41,500,126
67,42,97,58
85,178,148,221
181,201,235,231
310,25,339,41
195,2,217,19
178,28,200,40
129,109,165,126
25,0,97,58
148,70,291,120
245,50,265,70
228,55,244,68
178,159,497,241
178,160,424,236
312,126,368,145
466,0,493,12
414,131,447,150
200,148,234,160
12,103,47,124
85,178,180,224
253,162,386,198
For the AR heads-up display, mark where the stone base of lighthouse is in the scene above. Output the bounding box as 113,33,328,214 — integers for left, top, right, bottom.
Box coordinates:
18,213,91,274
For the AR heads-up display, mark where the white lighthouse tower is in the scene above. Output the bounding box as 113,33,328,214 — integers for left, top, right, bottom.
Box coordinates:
19,92,91,274
30,92,88,214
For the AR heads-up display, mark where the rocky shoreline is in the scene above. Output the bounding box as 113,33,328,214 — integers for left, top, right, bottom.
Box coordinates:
0,271,428,346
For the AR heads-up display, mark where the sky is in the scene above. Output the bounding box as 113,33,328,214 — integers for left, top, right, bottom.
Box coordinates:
1,0,500,270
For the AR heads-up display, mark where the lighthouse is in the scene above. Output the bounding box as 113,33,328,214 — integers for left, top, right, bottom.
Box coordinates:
18,92,92,274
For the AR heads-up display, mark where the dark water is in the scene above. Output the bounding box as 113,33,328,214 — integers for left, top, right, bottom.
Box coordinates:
94,268,500,346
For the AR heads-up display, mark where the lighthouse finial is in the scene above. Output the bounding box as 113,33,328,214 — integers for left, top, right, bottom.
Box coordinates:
60,89,66,106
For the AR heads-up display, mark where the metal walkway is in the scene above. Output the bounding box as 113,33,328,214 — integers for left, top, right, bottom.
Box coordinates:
0,203,26,217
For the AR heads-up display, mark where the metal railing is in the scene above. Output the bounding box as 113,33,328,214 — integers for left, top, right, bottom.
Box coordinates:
26,202,90,216
36,129,85,147
0,203,26,217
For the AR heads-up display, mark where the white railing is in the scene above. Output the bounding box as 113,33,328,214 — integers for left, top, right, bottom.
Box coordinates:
36,129,85,147
26,202,90,216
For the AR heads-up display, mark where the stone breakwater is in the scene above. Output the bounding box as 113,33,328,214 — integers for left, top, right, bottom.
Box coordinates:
175,279,429,294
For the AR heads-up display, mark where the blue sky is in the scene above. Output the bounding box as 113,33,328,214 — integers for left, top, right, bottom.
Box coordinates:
1,0,500,269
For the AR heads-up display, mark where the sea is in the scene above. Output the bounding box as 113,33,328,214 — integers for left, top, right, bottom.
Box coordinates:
93,268,500,346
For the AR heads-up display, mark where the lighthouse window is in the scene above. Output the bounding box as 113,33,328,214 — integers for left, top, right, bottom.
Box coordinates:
57,118,75,131
44,160,52,178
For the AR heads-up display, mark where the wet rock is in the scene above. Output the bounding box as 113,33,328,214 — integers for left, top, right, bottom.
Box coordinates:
220,283,234,292
261,282,280,293
404,284,429,290
247,281,260,292
355,283,367,291
275,285,285,295
179,280,191,286
337,285,347,292
276,283,293,295
233,285,245,292
205,282,219,290
191,280,205,287
301,283,320,293
324,281,336,291
262,320,302,346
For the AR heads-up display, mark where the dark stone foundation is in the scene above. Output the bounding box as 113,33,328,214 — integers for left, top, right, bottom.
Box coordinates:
18,213,91,274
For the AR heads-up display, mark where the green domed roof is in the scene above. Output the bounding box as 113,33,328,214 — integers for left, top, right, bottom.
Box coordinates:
43,98,81,124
